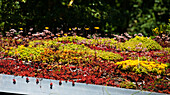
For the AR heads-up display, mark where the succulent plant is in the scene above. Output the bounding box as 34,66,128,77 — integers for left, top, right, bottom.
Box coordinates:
119,36,163,51
58,43,122,61
115,60,168,74
120,81,136,89
1,29,170,94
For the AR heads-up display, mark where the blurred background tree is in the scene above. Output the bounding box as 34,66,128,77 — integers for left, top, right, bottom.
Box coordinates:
0,0,169,36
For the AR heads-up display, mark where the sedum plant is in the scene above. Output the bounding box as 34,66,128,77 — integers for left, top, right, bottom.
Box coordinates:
115,60,168,74
8,39,122,62
119,36,162,51
8,39,62,61
120,81,136,89
59,43,122,61
163,47,170,54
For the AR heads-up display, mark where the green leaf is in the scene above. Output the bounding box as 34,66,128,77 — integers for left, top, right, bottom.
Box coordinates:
133,5,138,7
62,2,66,5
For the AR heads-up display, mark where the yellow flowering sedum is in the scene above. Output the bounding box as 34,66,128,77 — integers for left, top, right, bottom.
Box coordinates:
94,27,100,29
115,60,167,74
20,28,23,30
45,27,49,30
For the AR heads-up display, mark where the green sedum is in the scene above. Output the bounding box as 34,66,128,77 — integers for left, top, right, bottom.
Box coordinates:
119,36,162,51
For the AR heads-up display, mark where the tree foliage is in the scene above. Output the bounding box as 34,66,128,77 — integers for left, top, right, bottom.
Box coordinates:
0,0,169,36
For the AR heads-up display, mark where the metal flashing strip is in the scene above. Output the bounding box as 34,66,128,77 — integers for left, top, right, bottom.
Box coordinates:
0,74,166,95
